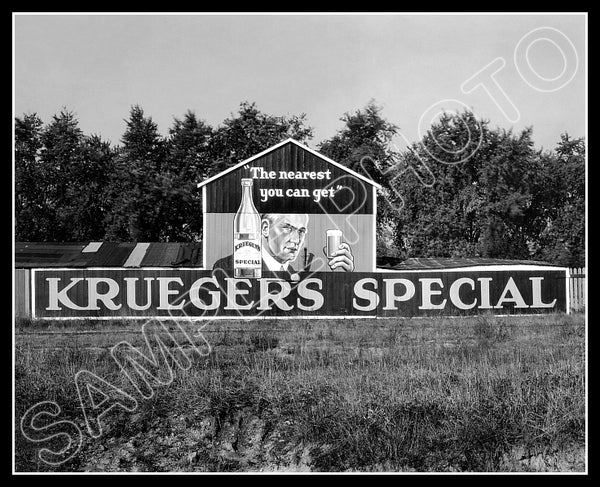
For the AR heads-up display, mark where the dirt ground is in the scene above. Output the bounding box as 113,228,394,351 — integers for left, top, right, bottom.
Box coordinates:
76,407,585,473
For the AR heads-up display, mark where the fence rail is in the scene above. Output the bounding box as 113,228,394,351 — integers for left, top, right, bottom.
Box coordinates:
569,267,586,312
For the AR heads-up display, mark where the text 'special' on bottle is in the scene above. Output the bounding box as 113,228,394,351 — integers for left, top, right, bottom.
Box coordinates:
233,178,262,278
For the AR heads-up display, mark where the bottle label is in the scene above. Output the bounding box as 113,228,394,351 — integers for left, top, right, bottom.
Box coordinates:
233,233,261,278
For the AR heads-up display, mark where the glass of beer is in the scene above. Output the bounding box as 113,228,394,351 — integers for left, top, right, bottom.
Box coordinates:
326,229,342,258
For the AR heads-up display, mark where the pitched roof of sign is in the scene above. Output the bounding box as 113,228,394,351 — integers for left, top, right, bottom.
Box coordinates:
196,138,383,190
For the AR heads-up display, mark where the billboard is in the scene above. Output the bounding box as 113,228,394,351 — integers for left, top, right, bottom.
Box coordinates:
32,267,567,319
201,139,378,274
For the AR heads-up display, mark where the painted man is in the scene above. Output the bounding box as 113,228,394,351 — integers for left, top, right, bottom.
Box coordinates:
212,213,354,279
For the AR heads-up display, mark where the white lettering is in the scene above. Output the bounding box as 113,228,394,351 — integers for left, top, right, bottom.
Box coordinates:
461,57,520,123
297,278,324,311
257,279,293,311
249,167,276,179
353,278,379,311
189,277,221,310
449,278,477,310
529,277,557,308
478,277,494,309
419,278,447,310
157,277,186,310
124,278,153,311
494,277,529,308
383,278,415,310
514,27,579,93
46,277,89,311
224,278,253,310
87,277,121,311
75,370,137,438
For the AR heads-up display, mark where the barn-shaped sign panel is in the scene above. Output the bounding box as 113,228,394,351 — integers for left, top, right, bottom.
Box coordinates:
199,138,380,274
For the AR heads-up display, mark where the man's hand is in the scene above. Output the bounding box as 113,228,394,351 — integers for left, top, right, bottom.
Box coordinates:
327,243,354,272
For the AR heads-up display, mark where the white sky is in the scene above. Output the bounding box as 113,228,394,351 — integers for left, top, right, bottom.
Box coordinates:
13,13,586,152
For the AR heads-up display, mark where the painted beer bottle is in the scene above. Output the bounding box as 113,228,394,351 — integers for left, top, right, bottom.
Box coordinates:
233,178,262,278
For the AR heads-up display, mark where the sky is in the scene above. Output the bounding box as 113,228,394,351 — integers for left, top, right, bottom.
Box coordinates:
13,13,586,152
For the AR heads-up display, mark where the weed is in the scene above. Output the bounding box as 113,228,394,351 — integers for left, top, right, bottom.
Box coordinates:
249,332,280,352
14,314,585,472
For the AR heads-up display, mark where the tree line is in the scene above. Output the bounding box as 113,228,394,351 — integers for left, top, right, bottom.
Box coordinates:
15,101,585,267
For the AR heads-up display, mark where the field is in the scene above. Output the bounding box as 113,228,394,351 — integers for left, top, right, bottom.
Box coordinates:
14,313,586,473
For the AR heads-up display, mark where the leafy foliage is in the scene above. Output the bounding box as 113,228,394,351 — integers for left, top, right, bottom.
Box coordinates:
392,117,541,259
15,113,45,241
532,134,585,266
14,102,585,266
208,101,313,177
103,105,167,241
319,106,584,266
161,110,214,241
318,100,402,257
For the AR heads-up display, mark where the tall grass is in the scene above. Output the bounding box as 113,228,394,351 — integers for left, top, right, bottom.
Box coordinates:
15,313,585,472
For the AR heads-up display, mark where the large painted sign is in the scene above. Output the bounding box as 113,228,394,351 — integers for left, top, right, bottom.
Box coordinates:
200,139,378,274
32,268,567,319
25,139,569,319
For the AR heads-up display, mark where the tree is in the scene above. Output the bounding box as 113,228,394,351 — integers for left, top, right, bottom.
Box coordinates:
392,111,543,259
533,134,585,266
318,100,402,257
318,100,399,175
477,127,541,258
66,134,115,240
38,109,86,241
207,101,313,176
160,111,214,241
104,105,167,241
166,110,213,180
15,111,116,242
15,113,45,240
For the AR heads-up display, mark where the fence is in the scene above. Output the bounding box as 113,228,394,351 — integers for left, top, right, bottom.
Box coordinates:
569,267,586,312
15,268,31,319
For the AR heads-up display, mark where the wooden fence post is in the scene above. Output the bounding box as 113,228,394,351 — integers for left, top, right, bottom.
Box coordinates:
569,267,586,312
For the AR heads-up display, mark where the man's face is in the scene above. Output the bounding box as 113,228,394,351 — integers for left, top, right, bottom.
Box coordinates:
262,214,309,264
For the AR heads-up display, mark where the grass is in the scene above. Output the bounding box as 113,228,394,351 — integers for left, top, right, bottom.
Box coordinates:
14,313,586,472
